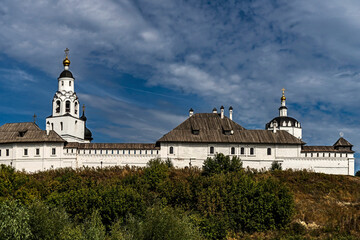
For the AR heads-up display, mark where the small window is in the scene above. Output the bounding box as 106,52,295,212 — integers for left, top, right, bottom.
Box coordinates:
94,150,97,154
240,147,244,155
51,123,54,130
250,148,254,155
75,102,78,114
71,149,73,153
24,149,28,156
100,150,103,154
106,150,108,154
305,153,307,157
123,150,125,154
0,150,1,156
170,147,174,154
36,148,40,155
231,147,235,155
267,148,271,155
60,122,63,131
69,81,71,86
346,153,348,157
157,150,159,154
140,150,142,154
52,148,56,155
323,153,325,157
210,146,214,154
151,150,153,155
128,150,130,154
6,149,9,156
134,150,136,154
62,81,64,86
328,153,330,157
145,150,147,154
340,153,342,158
317,153,319,157
311,153,313,157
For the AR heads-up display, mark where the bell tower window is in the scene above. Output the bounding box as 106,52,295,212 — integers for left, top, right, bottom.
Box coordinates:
65,101,70,113
75,102,78,114
56,100,60,113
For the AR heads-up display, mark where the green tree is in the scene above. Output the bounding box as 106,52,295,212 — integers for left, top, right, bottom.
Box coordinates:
271,161,282,171
355,170,360,177
202,153,243,176
0,200,32,240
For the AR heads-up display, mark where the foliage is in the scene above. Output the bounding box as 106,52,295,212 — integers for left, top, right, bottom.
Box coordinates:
355,170,360,177
271,161,282,171
121,205,202,240
202,153,243,176
0,200,32,240
1,162,358,239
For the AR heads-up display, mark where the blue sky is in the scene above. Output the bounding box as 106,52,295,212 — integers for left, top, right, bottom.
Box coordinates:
0,0,359,172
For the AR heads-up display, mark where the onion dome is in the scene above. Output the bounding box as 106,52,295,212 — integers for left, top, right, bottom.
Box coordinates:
84,127,93,141
63,56,70,67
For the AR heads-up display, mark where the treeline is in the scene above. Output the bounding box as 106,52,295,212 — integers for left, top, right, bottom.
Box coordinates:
0,154,296,239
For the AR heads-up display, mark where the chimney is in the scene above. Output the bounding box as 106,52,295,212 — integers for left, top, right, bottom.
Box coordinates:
212,107,217,114
229,106,233,120
189,108,194,117
220,106,224,119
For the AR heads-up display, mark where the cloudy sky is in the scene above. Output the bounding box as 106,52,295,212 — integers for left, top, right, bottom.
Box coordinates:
0,0,359,171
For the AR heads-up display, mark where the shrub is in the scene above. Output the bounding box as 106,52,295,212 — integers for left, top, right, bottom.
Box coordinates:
271,161,282,171
0,200,32,240
355,170,360,177
144,158,170,189
122,205,202,240
202,153,243,176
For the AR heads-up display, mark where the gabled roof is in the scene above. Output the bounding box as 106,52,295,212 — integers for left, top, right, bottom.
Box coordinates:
0,122,65,143
157,113,304,145
333,137,353,147
0,122,41,132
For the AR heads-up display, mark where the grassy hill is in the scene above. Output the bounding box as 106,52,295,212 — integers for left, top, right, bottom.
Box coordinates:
0,159,359,239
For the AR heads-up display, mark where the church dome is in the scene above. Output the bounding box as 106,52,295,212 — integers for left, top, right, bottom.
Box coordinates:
84,127,93,141
265,116,300,129
59,70,73,78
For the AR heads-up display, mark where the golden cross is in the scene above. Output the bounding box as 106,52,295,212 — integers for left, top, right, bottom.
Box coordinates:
33,113,37,123
82,104,85,113
281,88,285,95
64,48,69,58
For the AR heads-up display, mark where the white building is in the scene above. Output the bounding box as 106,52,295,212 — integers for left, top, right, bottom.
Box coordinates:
0,50,355,175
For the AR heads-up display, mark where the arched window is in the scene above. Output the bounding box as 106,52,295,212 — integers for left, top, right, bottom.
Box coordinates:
170,146,174,154
51,123,54,130
210,146,214,154
267,148,271,155
75,102,78,114
69,81,71,86
60,122,63,131
56,100,60,113
62,81,64,86
231,147,235,155
240,147,244,155
250,148,254,155
65,101,70,113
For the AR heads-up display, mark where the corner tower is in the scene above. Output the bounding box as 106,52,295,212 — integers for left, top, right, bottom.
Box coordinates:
265,89,302,139
46,49,92,143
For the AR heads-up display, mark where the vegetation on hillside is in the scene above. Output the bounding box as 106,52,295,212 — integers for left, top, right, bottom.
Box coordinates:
0,154,359,239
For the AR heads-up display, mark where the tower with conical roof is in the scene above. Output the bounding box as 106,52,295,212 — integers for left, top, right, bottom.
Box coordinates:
265,89,302,139
45,49,92,143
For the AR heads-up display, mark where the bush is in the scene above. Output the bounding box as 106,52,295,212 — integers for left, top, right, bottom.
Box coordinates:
271,161,282,171
122,205,202,240
0,200,32,240
144,158,170,189
202,153,243,176
355,170,360,177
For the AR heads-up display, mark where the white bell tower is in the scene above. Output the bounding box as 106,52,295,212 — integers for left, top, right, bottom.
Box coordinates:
46,49,92,143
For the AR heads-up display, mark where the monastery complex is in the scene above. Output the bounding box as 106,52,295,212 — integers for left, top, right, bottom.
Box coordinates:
0,50,355,175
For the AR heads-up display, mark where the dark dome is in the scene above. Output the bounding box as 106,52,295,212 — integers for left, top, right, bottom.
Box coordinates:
84,127,93,141
59,70,73,78
265,116,300,129
80,114,87,121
